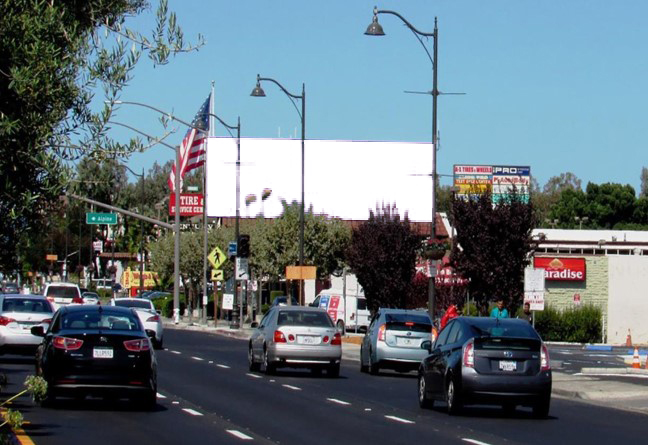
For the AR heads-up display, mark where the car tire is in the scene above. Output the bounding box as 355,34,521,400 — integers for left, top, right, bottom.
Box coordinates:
327,363,340,378
154,337,163,350
418,374,434,409
532,393,551,419
369,353,380,375
446,377,462,415
336,320,345,335
359,347,369,373
248,345,260,372
263,347,276,375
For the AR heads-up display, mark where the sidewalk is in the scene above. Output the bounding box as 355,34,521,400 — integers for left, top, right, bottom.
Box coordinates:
164,317,648,415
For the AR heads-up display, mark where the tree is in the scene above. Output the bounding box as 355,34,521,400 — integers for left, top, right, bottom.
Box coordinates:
450,191,536,315
253,201,350,282
641,167,648,197
346,204,421,313
583,183,636,229
0,0,202,272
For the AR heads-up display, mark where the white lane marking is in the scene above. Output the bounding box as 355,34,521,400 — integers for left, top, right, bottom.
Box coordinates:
327,398,351,406
209,360,214,364
182,408,203,416
462,439,494,445
191,356,204,361
156,393,167,399
172,401,180,405
216,364,230,369
170,350,181,354
246,373,262,379
226,430,253,440
364,408,372,411
384,415,414,424
282,384,302,391
269,379,276,383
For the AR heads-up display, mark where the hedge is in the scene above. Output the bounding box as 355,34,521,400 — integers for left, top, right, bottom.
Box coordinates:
534,304,602,343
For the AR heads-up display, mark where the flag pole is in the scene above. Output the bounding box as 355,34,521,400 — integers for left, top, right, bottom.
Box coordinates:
202,83,214,325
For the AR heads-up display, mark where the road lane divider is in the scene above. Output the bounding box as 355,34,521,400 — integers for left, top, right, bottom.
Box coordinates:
216,364,230,369
182,408,204,416
246,373,262,379
226,430,254,440
282,384,302,391
462,438,493,445
170,350,181,354
156,392,167,399
384,415,414,424
326,398,351,406
191,356,204,361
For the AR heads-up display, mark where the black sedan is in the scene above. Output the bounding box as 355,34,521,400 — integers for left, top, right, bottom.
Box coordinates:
417,316,551,418
31,305,157,408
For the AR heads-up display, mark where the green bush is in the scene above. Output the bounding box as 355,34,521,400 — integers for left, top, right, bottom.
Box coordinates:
269,290,284,303
534,304,601,343
261,303,271,315
162,298,186,318
461,302,479,316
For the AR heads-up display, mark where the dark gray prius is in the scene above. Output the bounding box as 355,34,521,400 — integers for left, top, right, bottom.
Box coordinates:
417,316,552,418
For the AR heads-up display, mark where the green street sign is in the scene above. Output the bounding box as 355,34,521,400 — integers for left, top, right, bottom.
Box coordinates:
86,212,117,225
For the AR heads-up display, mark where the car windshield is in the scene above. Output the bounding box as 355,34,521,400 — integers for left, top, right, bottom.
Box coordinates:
2,298,52,313
385,313,431,332
62,312,140,330
46,286,79,298
114,299,151,309
277,310,334,327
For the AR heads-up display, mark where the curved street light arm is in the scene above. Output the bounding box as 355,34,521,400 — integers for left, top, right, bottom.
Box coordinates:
111,100,200,133
109,121,178,152
375,8,435,37
257,75,304,120
207,113,240,139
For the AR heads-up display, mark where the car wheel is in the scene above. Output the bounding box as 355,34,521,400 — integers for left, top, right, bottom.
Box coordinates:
532,393,551,419
248,345,260,372
263,347,276,375
327,363,340,378
418,374,434,409
310,367,323,377
446,377,462,415
359,346,369,373
336,320,345,335
155,337,163,350
369,353,380,375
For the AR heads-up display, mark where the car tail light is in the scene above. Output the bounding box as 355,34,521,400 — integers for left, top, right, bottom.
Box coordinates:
0,316,16,326
42,318,52,324
288,334,295,342
541,343,551,371
146,315,160,322
463,340,475,368
331,333,342,345
323,336,330,343
378,324,386,342
273,330,286,343
72,297,83,304
124,339,150,352
405,321,414,327
53,336,84,350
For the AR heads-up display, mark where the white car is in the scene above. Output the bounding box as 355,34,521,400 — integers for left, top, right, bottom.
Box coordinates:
110,298,164,349
0,294,54,355
43,282,83,310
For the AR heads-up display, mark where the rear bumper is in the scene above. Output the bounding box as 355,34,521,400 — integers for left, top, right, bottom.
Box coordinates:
0,329,43,350
375,343,427,369
269,344,341,368
460,368,552,406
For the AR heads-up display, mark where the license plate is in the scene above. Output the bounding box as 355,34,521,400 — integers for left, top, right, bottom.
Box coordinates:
93,348,113,359
297,335,321,345
499,360,517,371
396,337,417,347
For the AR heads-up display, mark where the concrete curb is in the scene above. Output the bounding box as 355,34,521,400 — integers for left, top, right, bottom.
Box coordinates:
581,367,648,375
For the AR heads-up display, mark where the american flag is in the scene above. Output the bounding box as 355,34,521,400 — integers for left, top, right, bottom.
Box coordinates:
168,94,211,191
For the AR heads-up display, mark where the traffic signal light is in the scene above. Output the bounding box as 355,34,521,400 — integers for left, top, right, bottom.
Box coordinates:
238,234,250,258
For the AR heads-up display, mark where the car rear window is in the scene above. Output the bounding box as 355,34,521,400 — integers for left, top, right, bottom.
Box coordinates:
46,286,79,298
467,319,539,340
277,310,334,327
2,298,53,313
385,313,431,332
62,312,140,330
357,299,367,310
114,299,151,309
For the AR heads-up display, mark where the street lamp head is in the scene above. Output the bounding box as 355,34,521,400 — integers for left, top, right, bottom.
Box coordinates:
250,75,266,97
365,12,385,36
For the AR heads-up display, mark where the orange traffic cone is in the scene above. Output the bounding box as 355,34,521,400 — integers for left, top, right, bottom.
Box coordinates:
645,353,648,370
626,329,633,347
632,347,641,369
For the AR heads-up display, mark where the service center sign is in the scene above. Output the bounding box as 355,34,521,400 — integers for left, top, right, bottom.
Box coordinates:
169,193,204,217
533,257,586,281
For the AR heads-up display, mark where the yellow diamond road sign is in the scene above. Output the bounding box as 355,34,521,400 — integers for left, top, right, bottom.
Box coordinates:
208,247,226,269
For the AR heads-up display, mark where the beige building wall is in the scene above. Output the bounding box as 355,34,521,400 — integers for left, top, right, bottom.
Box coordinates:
607,256,648,345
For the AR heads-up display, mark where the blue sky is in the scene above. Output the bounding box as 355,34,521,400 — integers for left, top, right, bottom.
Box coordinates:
111,0,648,193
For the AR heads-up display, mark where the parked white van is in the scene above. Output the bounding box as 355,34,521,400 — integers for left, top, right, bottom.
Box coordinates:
310,289,370,334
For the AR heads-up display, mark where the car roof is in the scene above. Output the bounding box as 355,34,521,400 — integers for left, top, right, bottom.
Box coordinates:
60,304,134,315
379,308,429,315
275,306,323,313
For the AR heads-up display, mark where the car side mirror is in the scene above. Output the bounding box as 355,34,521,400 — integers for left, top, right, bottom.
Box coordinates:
421,340,432,352
156,310,161,315
31,325,45,337
250,322,259,328
145,329,156,339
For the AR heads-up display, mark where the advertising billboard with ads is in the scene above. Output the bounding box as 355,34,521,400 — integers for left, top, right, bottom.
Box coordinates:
454,164,530,203
533,257,586,281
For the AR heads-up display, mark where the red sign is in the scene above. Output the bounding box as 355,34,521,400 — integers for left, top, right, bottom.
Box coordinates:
169,193,204,216
533,257,586,281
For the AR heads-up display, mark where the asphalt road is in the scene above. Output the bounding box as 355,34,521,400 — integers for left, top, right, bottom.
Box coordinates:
3,328,648,445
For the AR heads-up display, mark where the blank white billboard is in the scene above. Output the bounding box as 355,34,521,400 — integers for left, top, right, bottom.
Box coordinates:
205,138,433,221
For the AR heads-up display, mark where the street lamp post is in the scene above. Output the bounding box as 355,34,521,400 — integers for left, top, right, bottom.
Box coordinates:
251,74,306,304
365,7,439,320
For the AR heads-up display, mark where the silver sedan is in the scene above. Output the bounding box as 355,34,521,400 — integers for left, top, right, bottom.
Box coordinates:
248,306,342,377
